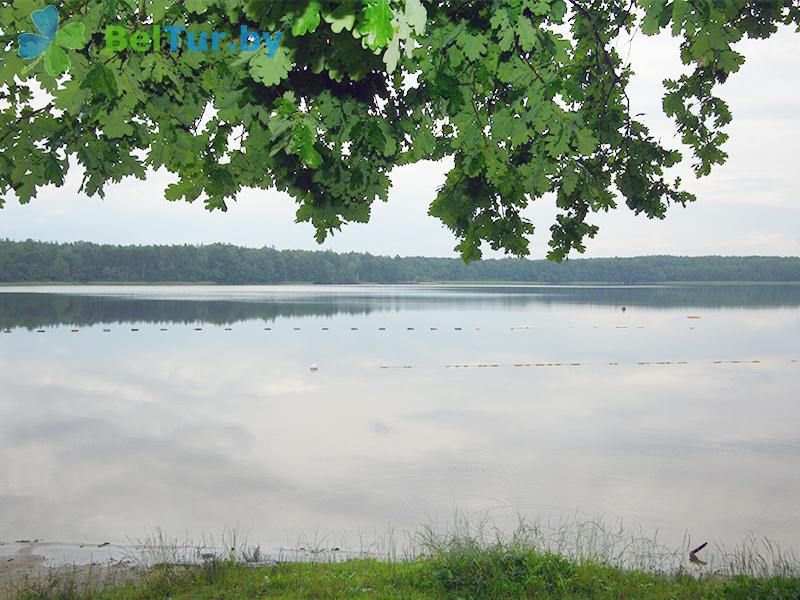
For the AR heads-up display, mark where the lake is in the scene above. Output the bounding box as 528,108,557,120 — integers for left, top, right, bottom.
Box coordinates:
0,284,798,566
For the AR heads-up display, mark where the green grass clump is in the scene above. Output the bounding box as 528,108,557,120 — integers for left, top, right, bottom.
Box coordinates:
417,530,800,600
425,532,576,597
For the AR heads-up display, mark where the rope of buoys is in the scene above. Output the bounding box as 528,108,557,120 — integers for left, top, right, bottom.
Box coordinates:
388,359,776,370
3,323,725,334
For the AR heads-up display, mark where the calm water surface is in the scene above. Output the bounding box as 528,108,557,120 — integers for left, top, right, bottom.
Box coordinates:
0,285,798,562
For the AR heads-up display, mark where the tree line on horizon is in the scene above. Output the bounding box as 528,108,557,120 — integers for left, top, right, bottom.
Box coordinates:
1,240,799,284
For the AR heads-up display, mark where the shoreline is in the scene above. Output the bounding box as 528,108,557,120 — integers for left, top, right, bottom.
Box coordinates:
4,544,799,600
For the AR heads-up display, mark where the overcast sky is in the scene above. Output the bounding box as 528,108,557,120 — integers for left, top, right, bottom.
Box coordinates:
1,27,798,259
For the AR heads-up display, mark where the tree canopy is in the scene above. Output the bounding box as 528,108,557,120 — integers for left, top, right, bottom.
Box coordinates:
3,239,800,284
1,1,797,260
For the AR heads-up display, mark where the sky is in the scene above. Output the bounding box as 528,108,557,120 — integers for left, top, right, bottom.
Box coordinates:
1,26,798,259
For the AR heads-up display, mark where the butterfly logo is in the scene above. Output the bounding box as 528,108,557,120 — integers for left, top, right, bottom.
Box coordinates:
18,5,86,77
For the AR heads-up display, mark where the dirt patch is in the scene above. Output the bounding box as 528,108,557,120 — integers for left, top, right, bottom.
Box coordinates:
0,542,46,579
0,543,137,599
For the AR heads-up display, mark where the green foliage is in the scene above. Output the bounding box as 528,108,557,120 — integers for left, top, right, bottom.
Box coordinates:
1,1,798,260
359,0,395,50
2,239,800,286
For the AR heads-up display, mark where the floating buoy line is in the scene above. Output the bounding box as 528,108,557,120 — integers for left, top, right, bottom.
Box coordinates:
0,313,711,336
1,324,795,370
373,359,787,370
1,323,704,335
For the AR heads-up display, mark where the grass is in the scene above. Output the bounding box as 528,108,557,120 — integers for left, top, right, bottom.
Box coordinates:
8,551,800,600
6,522,800,600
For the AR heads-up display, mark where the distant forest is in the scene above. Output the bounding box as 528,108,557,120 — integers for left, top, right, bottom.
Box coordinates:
1,240,799,284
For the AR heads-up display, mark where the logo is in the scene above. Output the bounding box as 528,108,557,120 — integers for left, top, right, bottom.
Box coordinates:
104,25,283,56
17,5,86,77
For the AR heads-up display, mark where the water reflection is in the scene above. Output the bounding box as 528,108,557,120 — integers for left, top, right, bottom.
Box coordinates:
0,286,798,563
1,284,799,329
